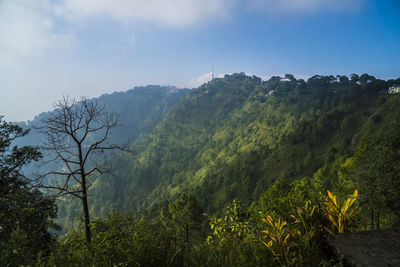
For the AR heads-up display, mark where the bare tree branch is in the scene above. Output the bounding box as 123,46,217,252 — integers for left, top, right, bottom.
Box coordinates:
35,96,124,243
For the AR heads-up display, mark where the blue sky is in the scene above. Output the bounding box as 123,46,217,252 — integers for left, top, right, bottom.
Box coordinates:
1,0,399,121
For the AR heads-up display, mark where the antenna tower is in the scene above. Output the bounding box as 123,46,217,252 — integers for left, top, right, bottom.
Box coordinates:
212,64,215,80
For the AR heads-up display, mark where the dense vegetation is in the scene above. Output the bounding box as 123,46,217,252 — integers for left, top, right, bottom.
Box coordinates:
72,73,400,224
2,73,400,266
0,117,58,265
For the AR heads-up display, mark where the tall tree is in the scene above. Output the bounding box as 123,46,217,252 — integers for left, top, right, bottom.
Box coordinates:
37,97,121,243
161,193,205,265
342,133,400,229
0,116,57,265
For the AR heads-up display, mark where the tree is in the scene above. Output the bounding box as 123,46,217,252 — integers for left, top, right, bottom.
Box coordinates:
161,193,205,265
336,75,349,84
341,133,400,229
37,97,121,243
350,74,360,83
0,116,57,265
359,73,376,86
0,116,41,198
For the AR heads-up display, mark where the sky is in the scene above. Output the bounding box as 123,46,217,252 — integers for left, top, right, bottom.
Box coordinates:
1,0,400,121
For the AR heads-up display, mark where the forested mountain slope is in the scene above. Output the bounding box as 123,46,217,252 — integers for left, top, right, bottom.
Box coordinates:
72,73,400,222
16,85,189,148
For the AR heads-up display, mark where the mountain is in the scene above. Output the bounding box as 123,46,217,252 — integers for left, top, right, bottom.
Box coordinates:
6,73,400,266
65,73,400,222
13,85,190,224
13,85,190,200
16,85,190,149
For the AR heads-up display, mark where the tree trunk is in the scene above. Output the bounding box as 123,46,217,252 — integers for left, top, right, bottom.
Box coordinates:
81,176,91,244
377,210,380,229
370,207,374,230
186,222,189,252
185,222,190,266
78,142,91,244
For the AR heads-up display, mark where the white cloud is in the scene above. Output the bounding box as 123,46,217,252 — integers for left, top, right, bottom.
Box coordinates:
188,72,214,88
0,0,364,66
189,72,232,87
55,0,234,28
0,0,73,66
248,0,364,15
0,0,233,66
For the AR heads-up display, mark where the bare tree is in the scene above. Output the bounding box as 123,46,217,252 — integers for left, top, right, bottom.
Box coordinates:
37,96,121,243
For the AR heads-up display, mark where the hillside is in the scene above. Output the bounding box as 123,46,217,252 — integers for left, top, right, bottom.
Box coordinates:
5,73,400,266
69,73,400,221
16,85,189,148
14,85,189,181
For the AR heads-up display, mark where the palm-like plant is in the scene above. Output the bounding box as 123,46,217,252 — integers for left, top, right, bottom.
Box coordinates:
325,189,360,234
261,215,293,265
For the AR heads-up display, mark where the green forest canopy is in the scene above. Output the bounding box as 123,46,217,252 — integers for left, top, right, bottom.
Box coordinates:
56,73,400,231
